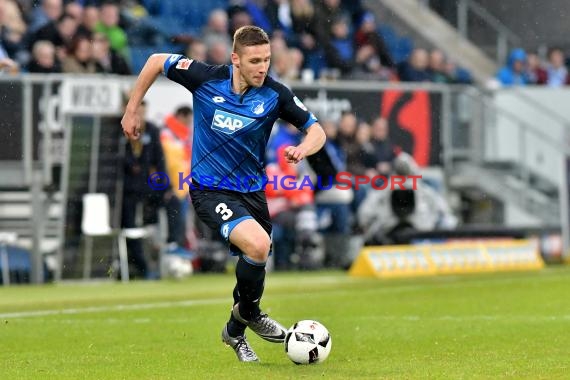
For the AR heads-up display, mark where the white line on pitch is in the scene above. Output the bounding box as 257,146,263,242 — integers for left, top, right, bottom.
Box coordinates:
0,298,228,319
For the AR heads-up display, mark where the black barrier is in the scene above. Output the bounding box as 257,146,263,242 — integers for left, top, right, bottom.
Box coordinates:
291,87,443,166
0,81,23,161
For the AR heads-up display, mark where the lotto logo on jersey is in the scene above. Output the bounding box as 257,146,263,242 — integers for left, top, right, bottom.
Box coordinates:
211,109,254,134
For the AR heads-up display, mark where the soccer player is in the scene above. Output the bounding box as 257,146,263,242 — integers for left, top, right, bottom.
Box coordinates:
121,25,326,362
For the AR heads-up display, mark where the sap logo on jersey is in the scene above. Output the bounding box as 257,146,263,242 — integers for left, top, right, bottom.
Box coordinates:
211,110,254,134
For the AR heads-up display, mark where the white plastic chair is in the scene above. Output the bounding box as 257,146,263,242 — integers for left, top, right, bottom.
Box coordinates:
81,193,150,282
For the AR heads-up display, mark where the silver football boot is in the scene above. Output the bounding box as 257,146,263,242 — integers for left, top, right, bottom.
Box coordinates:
232,303,287,343
221,325,259,362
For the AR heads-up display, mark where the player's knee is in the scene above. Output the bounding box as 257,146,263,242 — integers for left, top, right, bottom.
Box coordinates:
247,237,271,263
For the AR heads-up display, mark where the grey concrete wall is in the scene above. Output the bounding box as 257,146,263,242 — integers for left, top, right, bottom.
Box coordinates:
476,0,570,50
431,0,570,53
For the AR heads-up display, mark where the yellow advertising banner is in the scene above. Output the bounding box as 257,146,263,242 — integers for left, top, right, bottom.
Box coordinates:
349,240,544,278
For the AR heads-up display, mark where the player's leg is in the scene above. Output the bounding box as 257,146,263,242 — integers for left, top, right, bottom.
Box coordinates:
189,188,262,361
228,220,286,343
226,192,286,343
122,194,148,278
228,218,270,316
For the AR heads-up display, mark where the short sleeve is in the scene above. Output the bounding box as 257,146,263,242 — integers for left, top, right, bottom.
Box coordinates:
275,82,318,131
163,54,228,92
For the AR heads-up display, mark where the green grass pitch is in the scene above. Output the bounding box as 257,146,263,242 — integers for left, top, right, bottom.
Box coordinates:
1,267,570,379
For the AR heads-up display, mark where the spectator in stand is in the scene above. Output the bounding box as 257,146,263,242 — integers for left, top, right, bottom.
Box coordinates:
428,49,454,83
315,118,352,268
354,11,394,70
496,48,530,86
444,58,473,84
121,0,170,47
265,126,319,270
201,9,232,53
356,120,373,156
206,39,231,65
545,47,569,87
268,46,303,81
352,42,393,81
121,99,165,279
337,111,367,177
81,4,100,36
323,15,354,78
288,47,304,79
269,47,291,81
364,116,397,179
95,1,129,60
64,1,83,25
62,34,97,73
269,32,287,54
398,48,431,82
28,0,63,34
265,0,293,38
27,40,61,73
92,32,131,75
342,0,365,26
227,0,272,32
227,6,253,38
29,13,78,64
526,52,547,85
320,119,346,167
185,39,207,62
161,106,193,202
266,0,319,66
0,0,27,62
290,0,318,47
160,105,195,255
313,0,351,46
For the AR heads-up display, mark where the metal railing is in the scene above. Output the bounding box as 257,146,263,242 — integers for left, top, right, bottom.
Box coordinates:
456,0,522,64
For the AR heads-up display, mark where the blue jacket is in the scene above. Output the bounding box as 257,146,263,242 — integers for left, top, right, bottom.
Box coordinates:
496,49,530,86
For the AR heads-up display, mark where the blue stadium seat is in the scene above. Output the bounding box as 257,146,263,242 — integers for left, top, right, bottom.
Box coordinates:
147,16,198,38
304,49,328,79
378,25,398,52
157,0,229,31
130,43,185,74
394,37,413,63
129,46,158,74
377,25,414,64
140,0,162,16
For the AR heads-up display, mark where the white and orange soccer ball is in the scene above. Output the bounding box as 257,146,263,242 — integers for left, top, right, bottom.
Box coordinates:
284,320,332,364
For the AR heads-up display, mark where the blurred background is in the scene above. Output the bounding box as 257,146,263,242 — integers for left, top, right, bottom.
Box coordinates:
0,0,568,284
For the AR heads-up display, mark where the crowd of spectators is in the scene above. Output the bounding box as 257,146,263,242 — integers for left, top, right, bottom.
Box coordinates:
0,0,132,74
0,0,473,84
6,0,570,87
495,47,570,87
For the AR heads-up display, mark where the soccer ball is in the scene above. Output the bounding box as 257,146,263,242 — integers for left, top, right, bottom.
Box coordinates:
284,320,332,364
161,254,193,279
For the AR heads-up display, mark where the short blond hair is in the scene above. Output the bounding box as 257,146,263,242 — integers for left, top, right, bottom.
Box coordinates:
232,25,270,54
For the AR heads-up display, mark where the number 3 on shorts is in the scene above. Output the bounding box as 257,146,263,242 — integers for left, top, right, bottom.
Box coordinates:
215,202,233,221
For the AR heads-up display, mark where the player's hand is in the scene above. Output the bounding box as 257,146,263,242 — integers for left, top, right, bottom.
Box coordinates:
121,108,142,140
284,145,307,164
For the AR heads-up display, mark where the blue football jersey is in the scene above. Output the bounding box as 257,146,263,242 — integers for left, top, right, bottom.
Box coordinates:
163,54,318,192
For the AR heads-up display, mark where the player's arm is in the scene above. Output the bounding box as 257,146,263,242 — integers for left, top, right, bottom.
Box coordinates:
121,53,170,140
284,123,326,164
273,81,326,164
